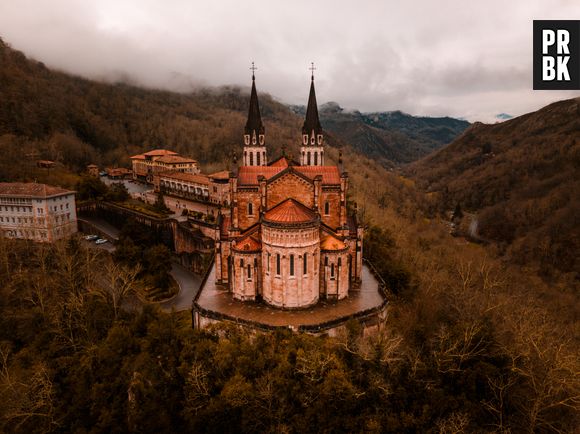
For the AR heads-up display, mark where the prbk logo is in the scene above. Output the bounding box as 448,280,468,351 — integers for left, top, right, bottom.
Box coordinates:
533,20,580,90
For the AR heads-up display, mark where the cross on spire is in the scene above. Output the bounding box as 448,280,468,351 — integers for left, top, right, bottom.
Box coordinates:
309,62,316,80
250,61,257,80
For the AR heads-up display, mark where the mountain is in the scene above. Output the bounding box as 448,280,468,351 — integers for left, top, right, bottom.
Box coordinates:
290,102,470,165
0,37,468,181
495,113,513,121
408,97,580,275
0,37,302,176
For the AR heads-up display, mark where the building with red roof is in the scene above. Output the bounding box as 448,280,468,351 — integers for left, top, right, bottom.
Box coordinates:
211,71,364,309
130,148,199,182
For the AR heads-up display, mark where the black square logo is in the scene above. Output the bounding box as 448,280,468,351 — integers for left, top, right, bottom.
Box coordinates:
533,20,580,90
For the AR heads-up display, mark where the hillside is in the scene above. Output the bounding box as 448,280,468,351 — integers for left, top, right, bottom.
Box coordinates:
290,102,469,165
0,38,468,180
0,37,303,176
408,97,580,275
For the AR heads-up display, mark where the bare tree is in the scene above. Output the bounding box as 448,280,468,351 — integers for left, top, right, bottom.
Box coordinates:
92,258,141,320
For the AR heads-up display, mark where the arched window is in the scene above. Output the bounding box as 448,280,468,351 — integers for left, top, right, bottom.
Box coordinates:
303,135,308,144
257,152,261,166
307,152,311,165
247,264,252,279
248,202,253,216
314,152,318,165
311,135,315,145
250,152,253,166
325,256,329,266
338,257,342,267
240,259,244,267
267,253,271,273
262,151,265,164
331,263,335,278
324,201,330,215
276,254,281,275
320,151,324,163
290,254,295,276
303,253,308,275
317,134,323,144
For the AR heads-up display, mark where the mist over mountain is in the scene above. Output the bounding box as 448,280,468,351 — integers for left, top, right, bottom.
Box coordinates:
290,102,470,165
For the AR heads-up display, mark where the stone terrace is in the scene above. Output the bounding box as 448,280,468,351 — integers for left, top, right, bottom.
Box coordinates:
194,263,386,330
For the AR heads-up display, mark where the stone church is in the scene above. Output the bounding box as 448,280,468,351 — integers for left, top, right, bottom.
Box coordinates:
214,70,363,309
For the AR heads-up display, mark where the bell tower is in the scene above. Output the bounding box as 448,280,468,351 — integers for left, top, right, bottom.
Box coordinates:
300,63,324,166
243,63,267,167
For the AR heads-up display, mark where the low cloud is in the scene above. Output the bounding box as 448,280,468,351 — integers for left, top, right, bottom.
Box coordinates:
0,0,578,122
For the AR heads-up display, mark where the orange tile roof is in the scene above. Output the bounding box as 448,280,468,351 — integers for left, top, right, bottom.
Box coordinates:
209,170,230,180
233,235,261,252
0,182,73,198
268,156,290,168
237,165,341,186
106,167,131,174
321,234,347,251
295,166,341,185
130,149,178,159
156,155,198,164
264,198,317,224
237,166,284,185
160,172,209,185
144,149,178,157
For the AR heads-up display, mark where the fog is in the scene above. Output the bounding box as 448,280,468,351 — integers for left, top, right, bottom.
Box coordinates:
0,0,578,122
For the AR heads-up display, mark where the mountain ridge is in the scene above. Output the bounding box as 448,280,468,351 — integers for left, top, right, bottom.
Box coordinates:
290,102,470,165
408,96,580,275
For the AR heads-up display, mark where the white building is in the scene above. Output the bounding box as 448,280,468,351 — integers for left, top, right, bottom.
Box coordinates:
0,183,77,242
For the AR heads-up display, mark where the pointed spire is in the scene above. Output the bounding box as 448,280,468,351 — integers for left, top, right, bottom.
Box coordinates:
244,62,265,137
302,65,322,136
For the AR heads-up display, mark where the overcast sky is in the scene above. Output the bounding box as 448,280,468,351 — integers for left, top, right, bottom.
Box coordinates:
0,0,578,122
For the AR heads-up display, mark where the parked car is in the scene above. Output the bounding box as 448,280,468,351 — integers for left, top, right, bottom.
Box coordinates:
84,234,99,241
95,238,109,245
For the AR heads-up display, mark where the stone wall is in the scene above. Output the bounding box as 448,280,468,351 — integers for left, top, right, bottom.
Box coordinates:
261,223,320,308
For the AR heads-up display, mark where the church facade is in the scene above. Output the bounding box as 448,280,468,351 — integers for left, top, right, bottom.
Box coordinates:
214,71,363,309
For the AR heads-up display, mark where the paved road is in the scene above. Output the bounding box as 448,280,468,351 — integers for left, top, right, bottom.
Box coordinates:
79,217,201,313
160,263,203,311
79,216,121,240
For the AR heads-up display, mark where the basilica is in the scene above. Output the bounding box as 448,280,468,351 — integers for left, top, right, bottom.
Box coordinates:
214,71,364,309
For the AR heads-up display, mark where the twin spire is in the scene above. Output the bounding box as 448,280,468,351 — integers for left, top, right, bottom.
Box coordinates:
244,62,322,143
244,63,324,167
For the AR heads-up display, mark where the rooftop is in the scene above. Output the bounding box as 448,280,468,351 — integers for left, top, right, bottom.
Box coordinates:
0,182,73,198
263,198,317,224
233,234,262,252
321,234,347,251
208,170,230,180
130,149,179,159
237,164,341,186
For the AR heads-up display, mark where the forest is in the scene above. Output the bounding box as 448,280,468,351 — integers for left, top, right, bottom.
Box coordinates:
0,181,578,432
0,37,578,432
407,97,580,276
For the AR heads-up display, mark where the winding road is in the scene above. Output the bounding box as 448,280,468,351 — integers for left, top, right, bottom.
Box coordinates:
80,215,201,312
